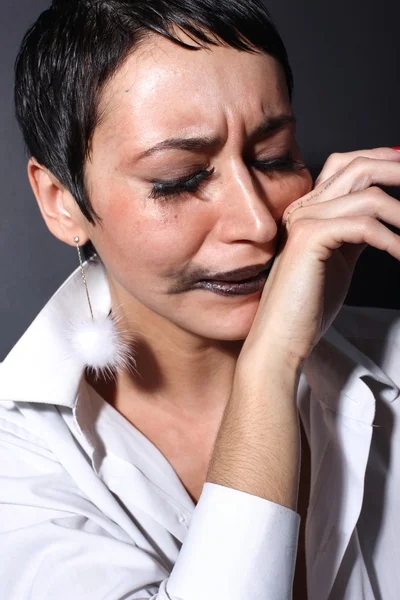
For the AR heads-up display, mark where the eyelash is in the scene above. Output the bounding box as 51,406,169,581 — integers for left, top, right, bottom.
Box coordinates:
149,153,307,202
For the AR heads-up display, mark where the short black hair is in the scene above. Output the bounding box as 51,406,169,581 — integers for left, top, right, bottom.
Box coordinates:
14,0,294,253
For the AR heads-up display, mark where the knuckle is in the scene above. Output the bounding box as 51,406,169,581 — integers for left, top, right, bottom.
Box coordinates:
355,215,374,232
349,156,368,171
284,200,304,225
284,206,300,227
324,152,341,169
366,186,385,213
288,217,314,239
368,185,384,199
327,152,340,163
282,205,292,222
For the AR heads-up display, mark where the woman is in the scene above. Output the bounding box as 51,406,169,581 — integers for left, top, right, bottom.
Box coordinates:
1,0,400,598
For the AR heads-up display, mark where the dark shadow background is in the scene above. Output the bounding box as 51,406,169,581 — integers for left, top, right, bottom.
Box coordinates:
1,0,400,360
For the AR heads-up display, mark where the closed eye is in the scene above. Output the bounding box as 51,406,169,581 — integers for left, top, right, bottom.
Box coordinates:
252,154,307,174
149,153,307,202
149,168,215,201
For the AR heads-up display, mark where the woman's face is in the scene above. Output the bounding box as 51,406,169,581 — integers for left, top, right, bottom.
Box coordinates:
83,33,313,341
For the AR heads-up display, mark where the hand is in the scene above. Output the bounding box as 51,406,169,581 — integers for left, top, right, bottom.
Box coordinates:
240,147,400,369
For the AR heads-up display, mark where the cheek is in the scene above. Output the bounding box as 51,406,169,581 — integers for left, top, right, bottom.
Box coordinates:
92,189,209,276
267,171,314,220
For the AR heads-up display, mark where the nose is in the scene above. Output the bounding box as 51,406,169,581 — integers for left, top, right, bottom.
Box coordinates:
216,159,278,245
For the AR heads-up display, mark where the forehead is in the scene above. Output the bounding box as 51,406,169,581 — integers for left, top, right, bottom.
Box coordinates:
95,33,291,149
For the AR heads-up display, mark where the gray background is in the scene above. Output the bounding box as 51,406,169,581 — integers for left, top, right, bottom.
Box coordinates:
1,0,400,360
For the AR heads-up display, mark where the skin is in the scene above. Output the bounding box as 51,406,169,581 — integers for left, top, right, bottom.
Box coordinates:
28,31,313,435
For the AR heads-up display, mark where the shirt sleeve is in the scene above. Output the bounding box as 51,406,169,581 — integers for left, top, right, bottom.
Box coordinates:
166,482,300,599
0,411,300,600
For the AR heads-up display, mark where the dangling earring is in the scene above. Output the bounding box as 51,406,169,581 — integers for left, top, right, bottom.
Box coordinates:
66,236,137,382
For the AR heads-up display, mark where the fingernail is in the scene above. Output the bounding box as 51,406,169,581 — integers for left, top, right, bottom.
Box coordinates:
392,146,400,151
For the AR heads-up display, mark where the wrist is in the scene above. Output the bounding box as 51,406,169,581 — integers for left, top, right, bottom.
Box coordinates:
238,340,305,382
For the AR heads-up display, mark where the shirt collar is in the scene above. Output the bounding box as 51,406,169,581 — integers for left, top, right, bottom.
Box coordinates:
303,324,400,425
0,254,399,408
0,254,111,407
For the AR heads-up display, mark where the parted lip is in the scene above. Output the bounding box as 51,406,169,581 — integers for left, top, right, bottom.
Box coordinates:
197,259,274,283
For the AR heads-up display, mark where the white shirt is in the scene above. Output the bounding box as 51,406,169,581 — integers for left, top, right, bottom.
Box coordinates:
0,254,399,600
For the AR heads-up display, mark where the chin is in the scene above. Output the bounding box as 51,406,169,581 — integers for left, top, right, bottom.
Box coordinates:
187,293,262,341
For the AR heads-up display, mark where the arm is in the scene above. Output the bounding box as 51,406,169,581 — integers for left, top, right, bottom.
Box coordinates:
166,357,302,600
207,356,301,510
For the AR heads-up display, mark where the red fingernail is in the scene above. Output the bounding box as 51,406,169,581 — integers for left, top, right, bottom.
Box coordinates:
392,146,400,151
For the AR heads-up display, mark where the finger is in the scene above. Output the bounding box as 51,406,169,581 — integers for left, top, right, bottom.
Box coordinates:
314,147,400,186
288,215,400,263
285,186,400,231
283,156,400,226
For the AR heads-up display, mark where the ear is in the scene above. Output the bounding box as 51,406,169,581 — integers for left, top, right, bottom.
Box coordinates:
27,157,90,247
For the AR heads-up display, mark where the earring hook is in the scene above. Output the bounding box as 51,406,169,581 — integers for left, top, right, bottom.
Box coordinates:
74,236,95,322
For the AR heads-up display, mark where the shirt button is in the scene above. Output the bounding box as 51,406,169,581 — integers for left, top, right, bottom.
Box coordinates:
178,514,187,524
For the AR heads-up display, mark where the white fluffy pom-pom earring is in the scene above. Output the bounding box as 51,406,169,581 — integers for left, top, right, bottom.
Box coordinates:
66,237,138,382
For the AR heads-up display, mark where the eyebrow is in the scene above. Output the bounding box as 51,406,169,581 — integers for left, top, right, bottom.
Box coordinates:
135,113,296,161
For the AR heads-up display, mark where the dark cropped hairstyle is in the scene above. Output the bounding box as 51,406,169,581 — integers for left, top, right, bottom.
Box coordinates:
14,0,294,237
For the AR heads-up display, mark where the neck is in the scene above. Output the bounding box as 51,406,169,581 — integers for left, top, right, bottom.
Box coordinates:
86,279,245,420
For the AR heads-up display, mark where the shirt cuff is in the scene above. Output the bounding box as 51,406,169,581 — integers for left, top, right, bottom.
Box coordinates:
166,481,300,600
